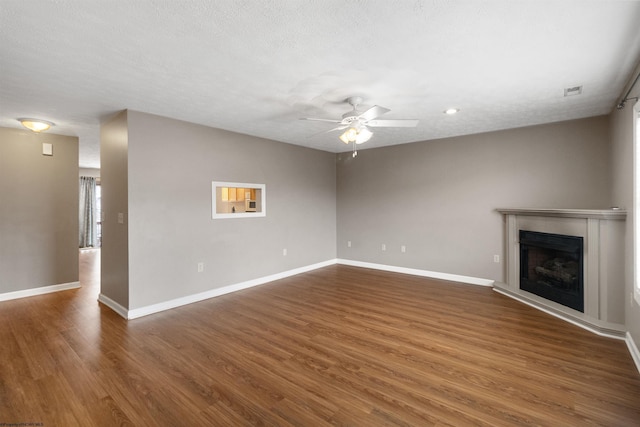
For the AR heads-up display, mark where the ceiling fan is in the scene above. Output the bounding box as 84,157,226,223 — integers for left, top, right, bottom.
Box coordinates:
300,96,419,152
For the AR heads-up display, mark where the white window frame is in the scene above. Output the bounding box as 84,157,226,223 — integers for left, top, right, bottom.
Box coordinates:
211,181,266,219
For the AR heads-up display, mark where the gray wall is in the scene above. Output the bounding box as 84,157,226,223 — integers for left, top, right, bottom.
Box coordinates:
337,116,612,282
610,75,640,345
0,127,79,292
121,111,336,310
100,111,130,308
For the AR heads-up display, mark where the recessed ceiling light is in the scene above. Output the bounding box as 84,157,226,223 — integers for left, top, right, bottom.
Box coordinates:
444,108,459,115
18,118,55,132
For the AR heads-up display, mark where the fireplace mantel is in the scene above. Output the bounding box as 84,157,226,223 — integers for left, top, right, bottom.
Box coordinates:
495,208,627,338
497,208,626,220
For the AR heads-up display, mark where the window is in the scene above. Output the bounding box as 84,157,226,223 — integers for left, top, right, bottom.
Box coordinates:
211,181,266,219
634,105,640,304
96,182,102,247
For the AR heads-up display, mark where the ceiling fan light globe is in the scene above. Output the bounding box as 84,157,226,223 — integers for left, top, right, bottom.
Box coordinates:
339,131,351,144
339,127,358,143
355,128,373,144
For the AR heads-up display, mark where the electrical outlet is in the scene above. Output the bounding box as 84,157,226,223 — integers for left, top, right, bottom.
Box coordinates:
494,255,500,263
401,245,406,253
381,244,386,251
347,240,352,248
117,212,124,224
197,262,204,273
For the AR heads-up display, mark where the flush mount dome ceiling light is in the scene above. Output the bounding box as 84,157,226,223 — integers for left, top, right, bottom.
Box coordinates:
18,118,55,132
444,108,459,115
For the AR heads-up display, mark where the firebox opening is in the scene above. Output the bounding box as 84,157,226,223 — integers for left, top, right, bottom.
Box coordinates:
519,230,584,312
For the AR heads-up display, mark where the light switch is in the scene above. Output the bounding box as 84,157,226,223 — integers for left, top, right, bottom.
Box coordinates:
42,143,53,156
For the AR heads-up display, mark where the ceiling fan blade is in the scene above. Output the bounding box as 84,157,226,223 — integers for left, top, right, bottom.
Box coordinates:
326,125,348,132
300,117,343,123
308,125,348,138
357,105,390,121
366,119,419,128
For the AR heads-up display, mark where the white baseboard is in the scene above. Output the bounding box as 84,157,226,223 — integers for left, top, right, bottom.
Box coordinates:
93,258,640,376
493,287,626,340
337,259,494,287
626,332,640,374
105,258,492,320
126,259,338,320
98,293,129,319
0,281,80,302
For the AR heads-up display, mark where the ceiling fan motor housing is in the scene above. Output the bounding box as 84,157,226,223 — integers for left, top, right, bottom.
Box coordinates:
341,113,360,122
343,96,364,122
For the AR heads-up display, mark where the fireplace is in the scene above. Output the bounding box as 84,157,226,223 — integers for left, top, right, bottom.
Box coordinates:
519,230,584,312
496,208,626,335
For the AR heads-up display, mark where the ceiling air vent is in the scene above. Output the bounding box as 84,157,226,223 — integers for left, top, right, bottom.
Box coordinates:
564,85,583,97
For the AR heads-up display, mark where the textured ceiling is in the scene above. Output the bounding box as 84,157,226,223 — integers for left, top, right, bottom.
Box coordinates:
2,1,640,168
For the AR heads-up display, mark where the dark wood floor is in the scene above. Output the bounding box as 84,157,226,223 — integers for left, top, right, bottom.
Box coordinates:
1,250,639,426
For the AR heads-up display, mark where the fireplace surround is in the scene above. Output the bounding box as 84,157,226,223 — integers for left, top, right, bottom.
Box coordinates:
496,208,626,337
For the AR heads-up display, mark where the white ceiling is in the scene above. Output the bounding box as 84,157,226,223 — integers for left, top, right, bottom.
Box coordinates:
2,1,640,169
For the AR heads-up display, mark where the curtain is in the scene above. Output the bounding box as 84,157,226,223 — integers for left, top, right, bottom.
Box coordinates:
79,176,97,248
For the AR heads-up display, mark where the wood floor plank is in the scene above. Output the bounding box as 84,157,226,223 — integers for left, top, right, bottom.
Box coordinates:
1,251,639,426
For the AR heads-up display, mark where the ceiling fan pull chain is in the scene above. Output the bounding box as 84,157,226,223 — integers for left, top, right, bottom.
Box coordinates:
352,141,357,157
